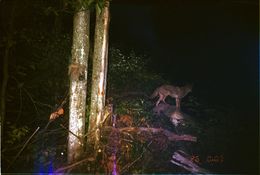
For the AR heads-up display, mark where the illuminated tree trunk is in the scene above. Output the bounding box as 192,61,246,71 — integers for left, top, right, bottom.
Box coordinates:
67,9,90,163
87,0,110,152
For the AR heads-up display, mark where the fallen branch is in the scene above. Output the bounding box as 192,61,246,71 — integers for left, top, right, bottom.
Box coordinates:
171,150,209,174
119,127,197,142
121,141,152,173
54,157,95,173
60,124,81,140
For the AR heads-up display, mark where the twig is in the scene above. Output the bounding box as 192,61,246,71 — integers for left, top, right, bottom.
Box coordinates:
11,77,23,122
43,120,53,131
23,88,40,116
34,101,53,109
121,141,152,173
119,127,197,142
60,124,81,140
12,77,53,109
58,90,69,108
16,88,23,122
7,126,40,170
54,157,95,173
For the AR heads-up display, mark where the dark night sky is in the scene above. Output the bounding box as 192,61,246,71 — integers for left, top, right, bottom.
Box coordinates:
110,0,258,108
109,2,259,171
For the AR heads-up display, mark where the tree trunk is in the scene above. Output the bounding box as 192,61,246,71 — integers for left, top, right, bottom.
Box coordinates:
0,0,17,149
67,9,90,164
87,0,110,152
1,42,10,144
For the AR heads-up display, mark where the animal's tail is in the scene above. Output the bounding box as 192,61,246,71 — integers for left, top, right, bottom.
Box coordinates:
150,88,159,99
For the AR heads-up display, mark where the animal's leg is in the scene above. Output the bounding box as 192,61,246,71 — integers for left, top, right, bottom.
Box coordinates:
176,98,181,110
156,93,164,106
162,96,166,103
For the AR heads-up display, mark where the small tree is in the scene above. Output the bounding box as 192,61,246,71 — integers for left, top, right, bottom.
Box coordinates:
87,0,110,153
67,3,90,163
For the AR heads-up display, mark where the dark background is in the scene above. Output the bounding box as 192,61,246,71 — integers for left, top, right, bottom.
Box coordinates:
110,0,259,172
110,0,258,103
110,0,258,113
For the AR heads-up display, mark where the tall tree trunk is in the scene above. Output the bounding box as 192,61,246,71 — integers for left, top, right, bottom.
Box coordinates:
0,0,17,148
1,41,10,144
87,0,110,152
67,9,90,164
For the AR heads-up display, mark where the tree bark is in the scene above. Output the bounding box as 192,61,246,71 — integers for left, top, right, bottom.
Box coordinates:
1,41,10,145
87,0,110,152
118,127,197,142
67,9,90,164
0,0,17,150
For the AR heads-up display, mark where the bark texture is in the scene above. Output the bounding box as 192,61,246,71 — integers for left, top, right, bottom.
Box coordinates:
1,43,9,140
1,0,17,149
87,0,110,152
68,9,90,164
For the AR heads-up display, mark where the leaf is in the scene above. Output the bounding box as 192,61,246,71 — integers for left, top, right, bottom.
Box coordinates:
87,0,95,6
96,4,102,15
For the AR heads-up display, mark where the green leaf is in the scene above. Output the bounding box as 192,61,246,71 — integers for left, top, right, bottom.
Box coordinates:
87,0,95,6
96,4,102,15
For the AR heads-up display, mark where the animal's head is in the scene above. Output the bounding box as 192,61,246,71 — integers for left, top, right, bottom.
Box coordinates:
170,110,187,127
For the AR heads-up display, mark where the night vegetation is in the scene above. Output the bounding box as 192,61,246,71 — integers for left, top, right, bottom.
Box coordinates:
1,0,258,174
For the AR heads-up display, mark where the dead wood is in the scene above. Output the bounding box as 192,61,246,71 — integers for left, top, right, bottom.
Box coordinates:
171,150,209,174
102,126,197,142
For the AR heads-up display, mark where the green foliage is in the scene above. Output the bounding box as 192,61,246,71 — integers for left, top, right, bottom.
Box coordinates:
67,0,99,11
108,47,166,94
5,122,29,145
15,30,71,111
110,48,145,73
96,0,106,15
1,0,73,172
44,6,59,16
115,97,152,118
106,47,167,125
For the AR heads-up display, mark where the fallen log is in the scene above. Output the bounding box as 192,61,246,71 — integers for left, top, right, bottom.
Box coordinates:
112,127,197,142
171,150,209,174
